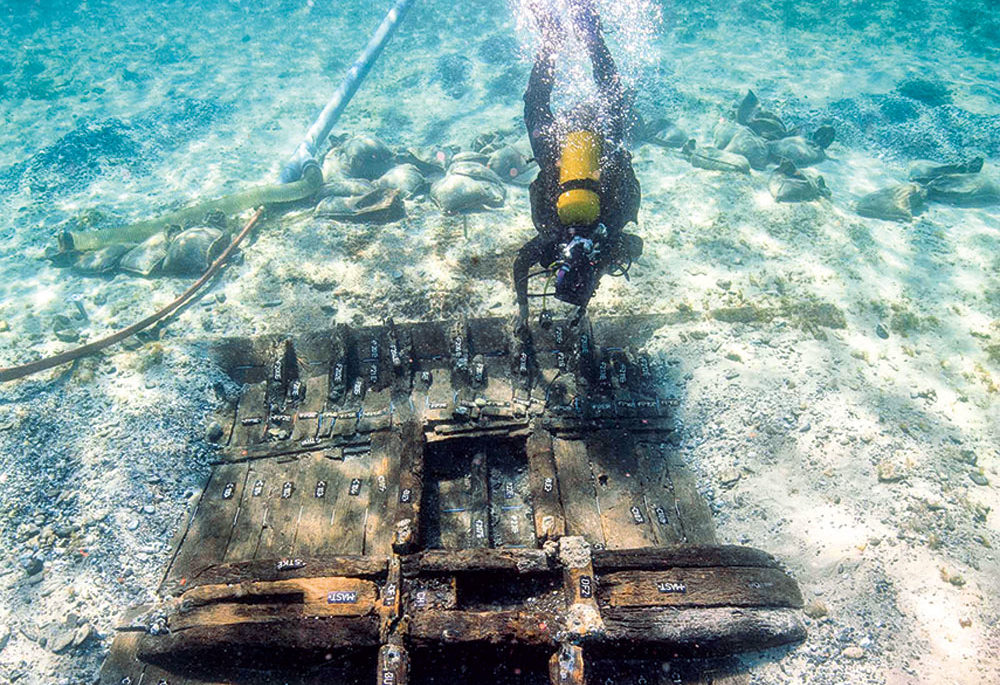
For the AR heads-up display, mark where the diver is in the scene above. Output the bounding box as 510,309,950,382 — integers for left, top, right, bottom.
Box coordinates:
514,0,643,332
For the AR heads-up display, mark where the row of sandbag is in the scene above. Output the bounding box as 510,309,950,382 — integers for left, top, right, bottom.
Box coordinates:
641,90,837,204
312,134,537,222
855,157,999,222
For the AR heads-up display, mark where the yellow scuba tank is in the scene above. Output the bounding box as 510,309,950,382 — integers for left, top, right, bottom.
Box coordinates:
557,130,602,226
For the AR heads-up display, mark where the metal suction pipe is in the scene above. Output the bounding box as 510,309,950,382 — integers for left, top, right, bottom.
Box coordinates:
279,0,417,183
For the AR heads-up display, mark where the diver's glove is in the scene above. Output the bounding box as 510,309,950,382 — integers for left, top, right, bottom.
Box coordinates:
527,0,567,49
567,0,603,45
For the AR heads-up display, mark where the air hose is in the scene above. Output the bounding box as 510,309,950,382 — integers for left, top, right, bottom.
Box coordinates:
3,1,417,384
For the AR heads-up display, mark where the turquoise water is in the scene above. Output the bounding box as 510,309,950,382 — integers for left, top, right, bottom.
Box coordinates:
1,1,999,683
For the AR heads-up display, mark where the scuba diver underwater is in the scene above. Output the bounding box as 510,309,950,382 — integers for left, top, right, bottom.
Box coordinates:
514,0,644,332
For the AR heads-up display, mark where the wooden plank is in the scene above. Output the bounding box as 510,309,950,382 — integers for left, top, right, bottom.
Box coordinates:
290,374,328,443
393,419,424,554
170,577,378,631
592,545,782,571
488,443,535,549
634,442,685,545
291,452,342,557
222,458,285,563
401,548,554,576
527,427,565,541
435,460,487,550
407,609,558,648
549,644,586,685
177,556,388,590
137,616,381,670
552,438,603,546
660,443,717,545
377,642,410,685
598,606,806,654
229,382,267,447
364,431,402,556
97,631,144,684
326,452,372,555
254,455,307,560
165,461,248,587
588,431,659,550
599,567,803,609
587,657,749,685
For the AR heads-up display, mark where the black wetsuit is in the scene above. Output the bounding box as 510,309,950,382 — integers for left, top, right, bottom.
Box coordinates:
514,31,641,316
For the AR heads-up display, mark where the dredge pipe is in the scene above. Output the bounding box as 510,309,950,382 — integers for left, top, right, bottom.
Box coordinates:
280,0,417,183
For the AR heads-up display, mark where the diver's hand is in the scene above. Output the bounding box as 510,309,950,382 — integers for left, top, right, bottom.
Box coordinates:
527,0,566,48
567,0,602,44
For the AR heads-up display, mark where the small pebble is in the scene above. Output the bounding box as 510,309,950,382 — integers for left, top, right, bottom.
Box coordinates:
206,420,224,443
0,319,9,332
841,646,865,660
719,467,741,487
125,518,139,531
877,461,904,483
969,471,988,486
142,505,155,514
803,599,828,619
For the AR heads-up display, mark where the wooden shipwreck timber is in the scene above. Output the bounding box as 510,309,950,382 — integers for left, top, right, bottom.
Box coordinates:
100,316,805,684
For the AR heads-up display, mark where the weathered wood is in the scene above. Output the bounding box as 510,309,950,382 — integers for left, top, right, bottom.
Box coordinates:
549,644,586,685
292,451,343,557
527,427,566,541
393,419,423,554
552,438,603,546
169,577,377,631
230,382,267,447
634,442,685,545
327,452,373,555
379,556,402,640
598,567,803,609
488,442,535,549
365,430,402,556
587,656,749,685
663,445,717,545
599,606,806,655
401,548,554,576
176,556,388,589
377,642,410,685
588,431,660,550
97,630,144,684
253,455,306,560
165,462,249,587
137,616,381,670
290,375,327,443
407,609,558,648
592,545,782,571
221,457,284,562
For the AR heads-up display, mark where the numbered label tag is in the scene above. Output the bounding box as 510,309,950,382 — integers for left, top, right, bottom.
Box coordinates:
349,478,362,496
252,479,265,497
315,480,327,498
377,475,388,492
474,519,486,539
579,575,593,599
543,477,554,493
222,482,236,500
504,482,515,500
399,488,412,503
382,583,397,606
327,590,359,604
281,481,294,499
630,505,646,524
654,506,668,525
656,581,687,594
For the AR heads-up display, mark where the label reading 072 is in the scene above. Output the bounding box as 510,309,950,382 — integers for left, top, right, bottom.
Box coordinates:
579,575,593,599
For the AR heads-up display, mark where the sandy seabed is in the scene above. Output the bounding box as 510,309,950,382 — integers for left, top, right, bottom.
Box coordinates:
0,1,998,683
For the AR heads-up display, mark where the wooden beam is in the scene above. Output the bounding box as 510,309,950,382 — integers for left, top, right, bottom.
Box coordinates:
598,567,803,609
591,545,782,572
401,548,554,576
526,427,565,541
548,644,586,685
407,609,558,648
